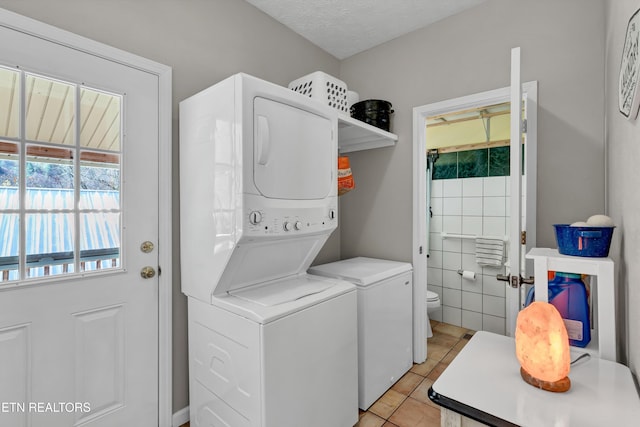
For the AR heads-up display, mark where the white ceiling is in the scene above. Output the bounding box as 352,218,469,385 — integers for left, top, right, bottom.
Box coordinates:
245,0,486,59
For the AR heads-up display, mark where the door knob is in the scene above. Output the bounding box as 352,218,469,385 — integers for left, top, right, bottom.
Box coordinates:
140,266,156,279
496,274,535,288
140,241,155,253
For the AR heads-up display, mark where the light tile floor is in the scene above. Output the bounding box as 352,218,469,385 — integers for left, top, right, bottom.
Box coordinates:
180,320,473,427
355,320,473,427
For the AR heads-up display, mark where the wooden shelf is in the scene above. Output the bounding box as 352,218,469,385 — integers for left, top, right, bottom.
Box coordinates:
337,115,398,153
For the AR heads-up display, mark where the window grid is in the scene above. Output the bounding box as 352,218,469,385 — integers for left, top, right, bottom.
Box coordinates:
0,65,123,285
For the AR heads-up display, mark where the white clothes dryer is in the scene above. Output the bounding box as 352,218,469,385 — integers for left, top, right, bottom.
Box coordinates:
309,257,413,409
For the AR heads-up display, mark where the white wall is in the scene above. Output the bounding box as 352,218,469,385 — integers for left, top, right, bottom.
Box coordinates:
604,0,640,372
0,0,341,413
339,0,606,264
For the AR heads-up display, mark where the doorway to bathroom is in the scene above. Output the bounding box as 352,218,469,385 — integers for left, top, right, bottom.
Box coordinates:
413,81,538,345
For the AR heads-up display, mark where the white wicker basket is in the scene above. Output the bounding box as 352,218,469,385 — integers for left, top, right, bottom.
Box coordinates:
288,71,348,113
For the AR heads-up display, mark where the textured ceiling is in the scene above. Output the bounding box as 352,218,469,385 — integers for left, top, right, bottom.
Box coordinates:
245,0,486,59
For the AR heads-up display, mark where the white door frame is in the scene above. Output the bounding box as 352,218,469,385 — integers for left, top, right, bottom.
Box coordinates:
0,8,173,426
412,82,537,358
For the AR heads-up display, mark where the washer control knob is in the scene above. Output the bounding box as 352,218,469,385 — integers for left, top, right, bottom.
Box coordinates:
329,209,336,220
249,211,262,225
283,222,293,231
294,221,303,230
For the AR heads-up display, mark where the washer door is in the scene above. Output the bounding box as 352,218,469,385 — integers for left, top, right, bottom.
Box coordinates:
253,96,333,200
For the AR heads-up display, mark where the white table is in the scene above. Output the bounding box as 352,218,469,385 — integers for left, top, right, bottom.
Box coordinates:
429,331,640,426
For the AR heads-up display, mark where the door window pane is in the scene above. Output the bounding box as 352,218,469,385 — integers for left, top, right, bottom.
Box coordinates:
26,74,75,145
0,142,19,282
80,87,121,151
26,213,74,278
25,145,74,210
0,142,19,209
0,67,19,139
80,212,120,272
0,214,18,282
79,151,120,209
79,151,120,272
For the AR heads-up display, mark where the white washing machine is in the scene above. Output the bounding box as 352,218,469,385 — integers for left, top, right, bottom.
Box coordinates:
309,257,413,409
180,74,358,427
187,275,356,427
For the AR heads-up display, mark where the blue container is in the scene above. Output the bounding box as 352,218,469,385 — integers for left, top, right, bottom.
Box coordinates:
525,272,591,347
554,224,614,257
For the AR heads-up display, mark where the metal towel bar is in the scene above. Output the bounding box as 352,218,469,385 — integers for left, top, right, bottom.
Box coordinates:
441,232,508,242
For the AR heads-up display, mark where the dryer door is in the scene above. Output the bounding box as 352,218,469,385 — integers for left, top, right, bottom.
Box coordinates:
253,97,333,199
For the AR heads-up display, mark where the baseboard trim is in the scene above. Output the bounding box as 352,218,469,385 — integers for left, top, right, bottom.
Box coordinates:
172,406,189,427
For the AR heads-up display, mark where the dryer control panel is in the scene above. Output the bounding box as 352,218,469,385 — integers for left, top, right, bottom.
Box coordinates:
245,205,337,237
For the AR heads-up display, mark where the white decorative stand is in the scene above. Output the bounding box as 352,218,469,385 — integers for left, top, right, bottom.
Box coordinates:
525,248,616,361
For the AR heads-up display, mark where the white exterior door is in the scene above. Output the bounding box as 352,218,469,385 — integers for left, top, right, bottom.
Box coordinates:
0,15,162,427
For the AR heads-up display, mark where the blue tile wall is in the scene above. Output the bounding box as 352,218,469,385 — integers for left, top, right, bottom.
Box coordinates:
433,152,457,180
458,149,488,178
433,146,523,180
488,146,509,176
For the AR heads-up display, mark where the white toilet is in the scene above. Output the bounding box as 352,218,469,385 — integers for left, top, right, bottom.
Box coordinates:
427,290,441,312
426,290,441,338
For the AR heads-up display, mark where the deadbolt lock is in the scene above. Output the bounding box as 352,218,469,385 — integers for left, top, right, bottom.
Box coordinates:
140,241,155,253
140,266,156,279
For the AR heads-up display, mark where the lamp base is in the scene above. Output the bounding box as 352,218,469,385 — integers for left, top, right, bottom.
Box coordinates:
520,367,571,392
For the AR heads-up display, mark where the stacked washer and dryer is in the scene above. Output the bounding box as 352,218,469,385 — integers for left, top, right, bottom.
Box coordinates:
180,74,358,427
180,73,416,426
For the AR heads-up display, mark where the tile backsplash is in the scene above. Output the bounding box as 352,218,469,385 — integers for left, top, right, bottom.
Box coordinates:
433,146,516,180
427,176,511,335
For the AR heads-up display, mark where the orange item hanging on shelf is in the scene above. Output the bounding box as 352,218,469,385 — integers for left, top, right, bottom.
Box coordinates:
337,156,355,196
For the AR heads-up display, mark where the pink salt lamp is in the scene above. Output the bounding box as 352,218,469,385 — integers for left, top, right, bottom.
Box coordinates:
515,301,571,392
